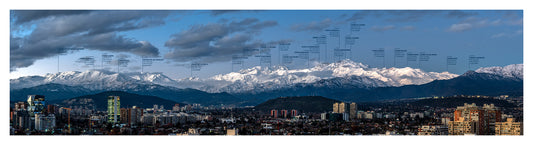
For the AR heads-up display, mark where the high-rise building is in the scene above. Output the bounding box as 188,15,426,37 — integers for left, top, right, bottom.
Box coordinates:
495,118,523,135
338,102,347,113
15,102,26,111
333,102,348,114
350,102,357,120
172,104,180,112
107,96,121,124
449,103,502,135
35,113,55,132
483,104,502,134
448,117,478,135
281,110,288,118
270,109,278,118
27,95,45,115
12,110,31,129
131,106,143,125
333,103,339,113
120,108,132,125
47,104,57,114
291,109,298,117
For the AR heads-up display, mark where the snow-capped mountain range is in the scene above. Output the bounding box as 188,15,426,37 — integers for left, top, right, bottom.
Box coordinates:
10,60,522,94
475,64,523,80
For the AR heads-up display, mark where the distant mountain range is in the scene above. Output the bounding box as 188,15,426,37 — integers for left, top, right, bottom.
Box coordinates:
10,61,523,106
238,69,523,104
10,60,458,93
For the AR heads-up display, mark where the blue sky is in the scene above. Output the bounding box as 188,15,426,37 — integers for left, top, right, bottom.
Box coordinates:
10,10,523,79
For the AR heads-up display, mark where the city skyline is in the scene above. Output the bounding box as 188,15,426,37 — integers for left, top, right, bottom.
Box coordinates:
10,10,523,80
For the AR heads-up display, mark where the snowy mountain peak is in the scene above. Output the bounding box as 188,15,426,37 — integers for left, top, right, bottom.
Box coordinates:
201,59,458,93
11,60,463,94
475,64,523,80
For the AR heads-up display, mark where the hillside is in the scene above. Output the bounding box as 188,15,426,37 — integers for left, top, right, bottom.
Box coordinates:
408,97,518,108
56,91,185,111
254,96,339,113
10,83,96,101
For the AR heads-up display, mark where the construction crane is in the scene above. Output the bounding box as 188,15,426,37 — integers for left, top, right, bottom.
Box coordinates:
63,108,72,134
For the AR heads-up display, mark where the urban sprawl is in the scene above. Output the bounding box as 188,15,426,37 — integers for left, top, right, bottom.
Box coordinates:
10,95,522,135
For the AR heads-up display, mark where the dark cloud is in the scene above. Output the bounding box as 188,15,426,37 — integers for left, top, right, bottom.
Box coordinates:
290,18,332,32
10,10,169,71
164,18,278,63
75,56,96,66
11,10,92,25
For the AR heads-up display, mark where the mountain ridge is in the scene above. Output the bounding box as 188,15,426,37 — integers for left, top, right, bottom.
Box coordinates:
11,60,465,93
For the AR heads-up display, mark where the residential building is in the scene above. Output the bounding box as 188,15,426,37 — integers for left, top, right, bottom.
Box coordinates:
107,96,121,124
291,109,298,117
120,108,131,125
418,125,448,135
172,104,180,112
495,118,523,135
451,103,501,135
333,103,339,113
281,110,288,118
333,102,348,113
270,109,278,118
227,128,239,135
349,102,357,120
448,117,478,135
35,113,55,132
